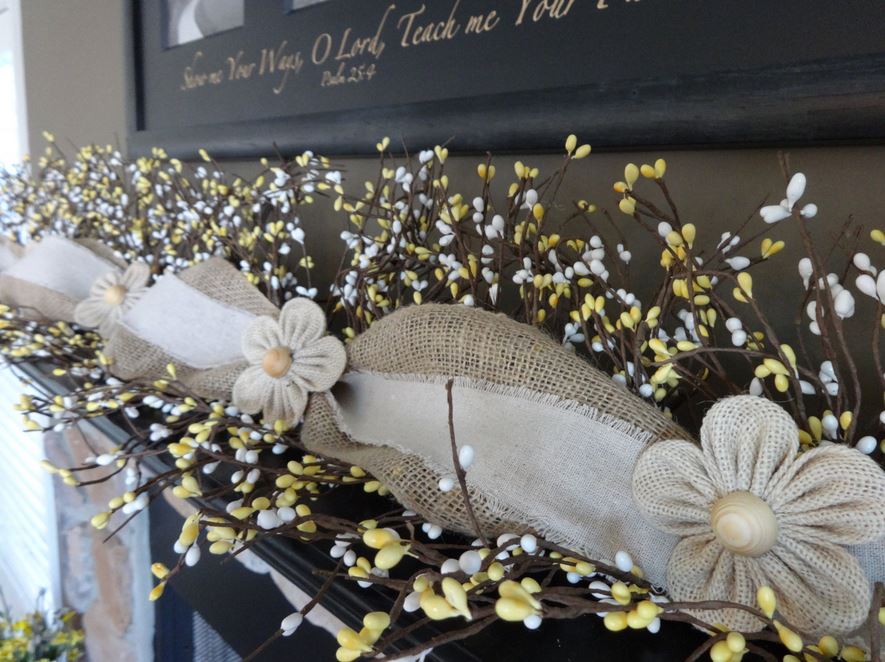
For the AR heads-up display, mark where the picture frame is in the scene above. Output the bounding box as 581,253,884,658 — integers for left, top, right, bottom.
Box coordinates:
126,0,885,159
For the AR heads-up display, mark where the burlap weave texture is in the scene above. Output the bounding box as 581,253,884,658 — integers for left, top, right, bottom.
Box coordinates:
105,257,278,401
633,395,885,636
302,304,690,586
0,236,125,321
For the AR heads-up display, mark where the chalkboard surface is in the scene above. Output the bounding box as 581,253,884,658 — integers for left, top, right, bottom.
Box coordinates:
127,0,885,157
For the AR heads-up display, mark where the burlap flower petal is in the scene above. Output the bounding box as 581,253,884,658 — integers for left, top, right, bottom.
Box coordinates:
120,262,151,290
89,271,120,297
232,365,274,414
74,293,128,336
235,298,346,424
233,370,305,423
632,438,718,536
75,263,149,336
767,443,885,545
279,297,327,349
290,336,347,393
265,380,308,424
634,395,884,636
241,315,286,364
700,396,798,496
73,298,111,329
96,306,126,337
756,535,872,635
667,532,766,632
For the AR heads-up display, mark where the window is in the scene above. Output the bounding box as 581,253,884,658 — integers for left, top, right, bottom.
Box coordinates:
0,0,27,168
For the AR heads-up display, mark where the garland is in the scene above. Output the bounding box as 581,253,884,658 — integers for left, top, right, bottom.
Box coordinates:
0,134,883,662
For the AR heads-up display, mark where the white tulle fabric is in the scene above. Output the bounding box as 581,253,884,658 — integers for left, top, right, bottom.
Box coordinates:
632,395,885,635
74,262,151,336
232,298,346,424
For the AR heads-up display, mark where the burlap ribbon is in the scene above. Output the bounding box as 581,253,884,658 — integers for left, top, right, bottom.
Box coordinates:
0,236,125,321
104,257,278,400
4,235,883,632
0,236,283,401
302,304,689,587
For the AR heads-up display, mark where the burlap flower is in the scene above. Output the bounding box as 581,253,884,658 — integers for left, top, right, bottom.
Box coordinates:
632,395,885,635
73,262,151,336
232,298,346,424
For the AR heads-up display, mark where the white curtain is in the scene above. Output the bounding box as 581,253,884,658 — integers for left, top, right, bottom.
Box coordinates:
0,369,60,615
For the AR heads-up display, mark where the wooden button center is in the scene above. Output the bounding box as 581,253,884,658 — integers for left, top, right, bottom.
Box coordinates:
262,346,293,378
103,284,128,306
710,491,778,557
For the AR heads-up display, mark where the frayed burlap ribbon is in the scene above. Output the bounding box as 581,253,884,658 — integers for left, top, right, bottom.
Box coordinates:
104,257,278,401
0,236,125,321
302,304,688,587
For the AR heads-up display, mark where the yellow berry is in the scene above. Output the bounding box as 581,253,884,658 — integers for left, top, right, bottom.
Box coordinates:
151,563,170,580
335,648,361,662
817,635,839,657
499,580,541,609
574,144,592,159
726,631,745,653
90,511,111,530
442,577,472,620
149,582,166,602
611,581,632,605
347,567,368,580
374,542,408,570
363,528,398,550
624,164,639,188
840,645,867,662
709,640,734,662
682,223,696,247
337,627,372,653
626,610,650,629
757,585,776,618
422,594,460,621
603,612,628,632
654,158,667,178
636,601,662,621
774,621,803,653
362,611,390,633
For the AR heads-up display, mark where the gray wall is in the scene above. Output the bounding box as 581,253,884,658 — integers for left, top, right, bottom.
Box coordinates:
19,0,885,349
22,0,129,153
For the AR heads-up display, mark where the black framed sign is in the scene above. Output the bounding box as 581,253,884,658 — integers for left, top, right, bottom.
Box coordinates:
127,0,885,158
